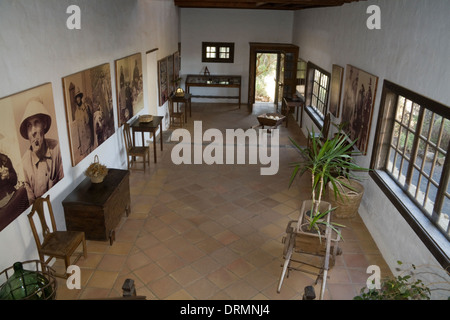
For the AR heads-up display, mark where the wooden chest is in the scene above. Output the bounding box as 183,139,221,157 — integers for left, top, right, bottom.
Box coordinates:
62,169,130,245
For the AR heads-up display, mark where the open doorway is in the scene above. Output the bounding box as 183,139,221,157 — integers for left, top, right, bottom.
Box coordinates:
255,53,278,104
248,43,299,111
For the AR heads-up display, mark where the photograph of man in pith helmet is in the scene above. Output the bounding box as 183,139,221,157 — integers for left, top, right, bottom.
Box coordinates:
0,83,63,231
19,97,64,203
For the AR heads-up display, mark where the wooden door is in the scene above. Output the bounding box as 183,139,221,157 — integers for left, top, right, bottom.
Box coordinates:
275,52,284,106
248,43,299,108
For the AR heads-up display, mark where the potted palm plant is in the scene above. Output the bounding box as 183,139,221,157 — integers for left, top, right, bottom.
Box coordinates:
325,122,368,218
289,126,368,241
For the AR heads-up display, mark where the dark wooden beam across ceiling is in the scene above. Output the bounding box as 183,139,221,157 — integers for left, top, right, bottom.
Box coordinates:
174,0,365,11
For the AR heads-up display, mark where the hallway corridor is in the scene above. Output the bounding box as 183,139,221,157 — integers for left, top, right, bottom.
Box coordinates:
55,102,391,300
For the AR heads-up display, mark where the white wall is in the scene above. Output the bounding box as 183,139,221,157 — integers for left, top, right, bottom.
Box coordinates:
180,8,294,104
0,0,179,272
292,0,450,298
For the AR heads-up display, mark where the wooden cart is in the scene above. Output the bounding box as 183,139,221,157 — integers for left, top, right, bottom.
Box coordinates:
252,113,286,132
277,200,342,299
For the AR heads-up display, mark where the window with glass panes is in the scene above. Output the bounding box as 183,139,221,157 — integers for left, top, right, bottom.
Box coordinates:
206,46,216,59
202,42,234,63
305,62,330,124
311,69,329,118
219,46,230,59
386,96,449,235
371,80,449,267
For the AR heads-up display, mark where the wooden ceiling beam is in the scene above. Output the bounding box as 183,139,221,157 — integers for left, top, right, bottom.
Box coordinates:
174,0,364,10
175,0,347,3
174,0,362,5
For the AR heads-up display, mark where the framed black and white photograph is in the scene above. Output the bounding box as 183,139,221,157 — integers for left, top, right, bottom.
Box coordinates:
341,65,378,155
115,52,144,127
62,63,116,166
174,51,180,86
0,83,64,230
158,57,168,106
167,54,174,96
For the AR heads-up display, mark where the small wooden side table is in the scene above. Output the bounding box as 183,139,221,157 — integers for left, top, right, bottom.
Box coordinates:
130,116,163,163
62,169,130,245
169,93,192,125
282,97,304,128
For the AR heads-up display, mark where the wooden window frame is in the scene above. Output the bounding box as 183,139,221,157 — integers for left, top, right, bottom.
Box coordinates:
202,42,234,63
370,80,450,269
304,62,330,128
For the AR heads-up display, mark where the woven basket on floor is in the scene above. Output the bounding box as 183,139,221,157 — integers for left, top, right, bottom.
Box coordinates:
326,177,364,218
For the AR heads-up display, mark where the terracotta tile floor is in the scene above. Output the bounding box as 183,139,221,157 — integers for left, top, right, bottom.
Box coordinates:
55,103,392,300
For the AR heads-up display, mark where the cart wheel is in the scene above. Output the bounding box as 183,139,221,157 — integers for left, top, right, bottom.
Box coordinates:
303,286,316,300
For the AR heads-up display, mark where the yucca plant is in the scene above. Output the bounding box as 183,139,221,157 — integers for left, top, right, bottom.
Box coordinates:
289,126,369,235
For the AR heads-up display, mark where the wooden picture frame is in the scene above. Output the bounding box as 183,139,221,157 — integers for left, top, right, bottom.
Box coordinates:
329,64,344,118
173,51,180,88
167,54,174,96
158,57,168,106
341,65,378,155
0,83,64,230
62,63,115,166
115,52,144,127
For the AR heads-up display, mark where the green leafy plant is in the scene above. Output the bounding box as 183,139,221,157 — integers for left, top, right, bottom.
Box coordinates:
172,76,182,86
289,127,369,235
354,261,432,300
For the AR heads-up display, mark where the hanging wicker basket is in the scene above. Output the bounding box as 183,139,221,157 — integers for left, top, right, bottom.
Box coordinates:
85,155,108,184
326,177,364,218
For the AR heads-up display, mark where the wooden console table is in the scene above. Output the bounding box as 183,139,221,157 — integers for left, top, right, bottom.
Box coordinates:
185,74,241,108
282,96,304,128
130,115,163,163
62,169,130,245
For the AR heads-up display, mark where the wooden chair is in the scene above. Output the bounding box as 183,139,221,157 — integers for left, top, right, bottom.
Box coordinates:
307,112,331,151
28,195,87,279
123,123,150,171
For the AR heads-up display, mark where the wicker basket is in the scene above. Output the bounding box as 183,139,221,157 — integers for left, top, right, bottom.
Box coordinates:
85,155,108,184
0,260,57,300
90,175,105,183
326,178,364,218
139,115,153,123
257,113,285,127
